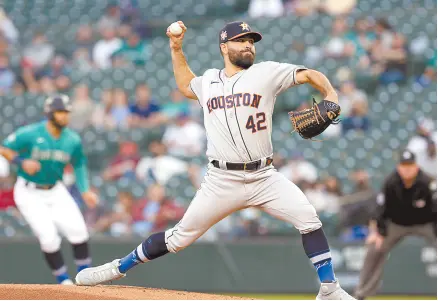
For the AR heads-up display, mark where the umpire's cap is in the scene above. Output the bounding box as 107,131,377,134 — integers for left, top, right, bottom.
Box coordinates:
219,21,262,44
399,150,416,164
44,94,72,114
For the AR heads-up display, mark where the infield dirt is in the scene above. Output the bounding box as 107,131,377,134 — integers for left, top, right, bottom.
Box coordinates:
0,284,253,300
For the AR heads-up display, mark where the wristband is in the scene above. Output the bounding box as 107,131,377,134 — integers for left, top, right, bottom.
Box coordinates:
11,155,24,167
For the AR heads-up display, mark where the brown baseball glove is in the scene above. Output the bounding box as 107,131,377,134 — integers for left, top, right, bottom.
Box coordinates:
288,98,341,140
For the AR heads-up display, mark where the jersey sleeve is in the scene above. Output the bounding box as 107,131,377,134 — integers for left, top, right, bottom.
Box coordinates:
266,61,308,95
189,76,203,104
2,127,32,153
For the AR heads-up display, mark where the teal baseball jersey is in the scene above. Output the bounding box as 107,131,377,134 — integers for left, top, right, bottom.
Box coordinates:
2,121,89,192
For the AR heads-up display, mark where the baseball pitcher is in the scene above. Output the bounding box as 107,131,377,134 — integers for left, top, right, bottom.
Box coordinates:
0,94,98,284
76,21,352,300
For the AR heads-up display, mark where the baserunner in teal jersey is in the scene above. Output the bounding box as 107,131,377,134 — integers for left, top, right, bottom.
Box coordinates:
0,94,98,285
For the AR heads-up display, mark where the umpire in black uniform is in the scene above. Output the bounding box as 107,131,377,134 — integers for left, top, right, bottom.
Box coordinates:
354,150,437,299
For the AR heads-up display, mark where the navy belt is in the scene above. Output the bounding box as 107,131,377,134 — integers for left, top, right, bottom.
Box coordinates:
211,157,273,171
25,181,55,190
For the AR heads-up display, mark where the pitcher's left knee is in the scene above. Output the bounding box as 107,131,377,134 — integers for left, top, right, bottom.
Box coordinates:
296,206,322,234
165,227,199,253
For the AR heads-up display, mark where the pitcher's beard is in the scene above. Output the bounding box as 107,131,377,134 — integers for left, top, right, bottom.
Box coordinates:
229,51,254,69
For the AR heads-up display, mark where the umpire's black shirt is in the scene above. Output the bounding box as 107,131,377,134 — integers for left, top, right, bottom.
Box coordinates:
375,169,437,235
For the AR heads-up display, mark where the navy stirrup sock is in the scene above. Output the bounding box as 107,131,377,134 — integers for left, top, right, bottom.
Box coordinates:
118,232,169,273
301,228,336,283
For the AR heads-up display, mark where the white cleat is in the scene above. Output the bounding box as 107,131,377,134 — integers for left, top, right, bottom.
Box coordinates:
316,281,356,300
60,279,74,285
75,259,126,286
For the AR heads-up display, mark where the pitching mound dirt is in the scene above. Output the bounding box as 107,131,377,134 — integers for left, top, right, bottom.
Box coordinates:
0,284,253,300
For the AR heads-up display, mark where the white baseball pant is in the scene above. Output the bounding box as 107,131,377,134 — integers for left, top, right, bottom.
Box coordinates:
165,164,322,253
14,177,89,253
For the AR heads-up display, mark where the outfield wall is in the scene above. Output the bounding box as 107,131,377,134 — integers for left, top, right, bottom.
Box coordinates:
0,238,435,295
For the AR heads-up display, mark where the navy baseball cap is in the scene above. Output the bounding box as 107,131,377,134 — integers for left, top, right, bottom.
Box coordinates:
44,94,72,113
219,21,262,44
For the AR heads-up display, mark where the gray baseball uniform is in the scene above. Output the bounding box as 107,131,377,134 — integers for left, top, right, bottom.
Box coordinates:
164,62,322,253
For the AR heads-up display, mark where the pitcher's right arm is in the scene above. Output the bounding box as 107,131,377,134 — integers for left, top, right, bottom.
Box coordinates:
166,21,198,100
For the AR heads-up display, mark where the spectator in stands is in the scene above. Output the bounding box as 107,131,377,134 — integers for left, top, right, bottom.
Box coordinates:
162,113,206,157
21,32,55,92
97,4,121,32
38,76,57,94
339,170,375,240
0,7,18,45
93,191,135,236
323,17,355,59
407,117,437,178
233,208,263,238
321,0,357,16
373,18,394,49
73,24,95,58
93,27,122,69
0,187,14,210
284,0,320,16
128,83,161,128
345,18,376,61
83,187,107,233
0,154,14,210
248,0,284,18
323,176,343,232
341,100,370,134
0,36,8,56
136,140,188,186
415,49,437,88
305,178,341,216
119,0,141,25
278,151,318,187
110,88,130,128
303,178,340,235
72,47,94,74
112,31,149,67
71,25,95,74
21,32,54,74
131,184,184,237
0,54,15,95
70,83,96,130
92,89,115,129
0,154,10,184
369,19,408,84
187,163,207,189
118,24,133,40
102,141,141,181
41,55,71,92
338,80,368,117
379,34,408,84
12,81,25,96
160,89,191,121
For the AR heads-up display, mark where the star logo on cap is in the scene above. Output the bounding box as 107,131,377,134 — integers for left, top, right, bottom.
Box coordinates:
403,151,411,159
221,30,227,41
239,22,250,31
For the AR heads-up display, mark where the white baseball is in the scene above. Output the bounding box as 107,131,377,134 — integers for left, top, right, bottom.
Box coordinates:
169,22,183,36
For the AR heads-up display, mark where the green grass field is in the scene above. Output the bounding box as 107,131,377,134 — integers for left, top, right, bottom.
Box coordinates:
230,293,437,300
